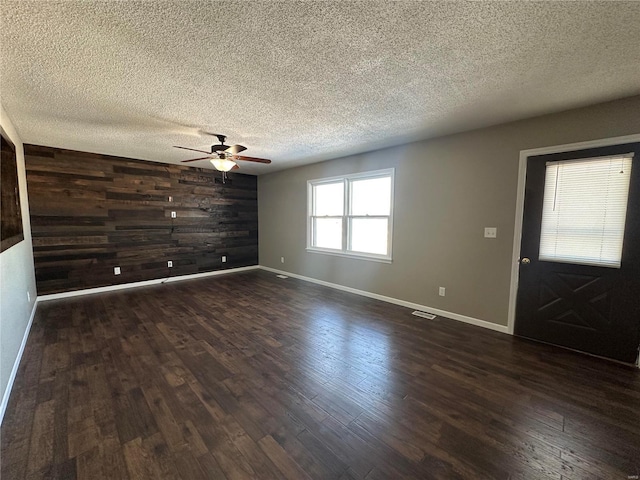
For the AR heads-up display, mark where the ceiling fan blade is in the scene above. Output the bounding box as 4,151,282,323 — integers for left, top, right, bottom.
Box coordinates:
174,145,211,154
181,156,212,163
231,155,272,164
224,144,247,155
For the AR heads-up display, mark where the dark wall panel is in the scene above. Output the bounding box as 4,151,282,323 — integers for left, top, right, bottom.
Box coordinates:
25,145,258,294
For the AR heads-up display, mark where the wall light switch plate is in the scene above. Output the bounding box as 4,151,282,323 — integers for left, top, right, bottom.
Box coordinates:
439,287,446,297
168,196,173,202
171,211,177,218
114,266,121,275
167,261,173,268
280,257,285,264
222,256,227,263
484,227,497,238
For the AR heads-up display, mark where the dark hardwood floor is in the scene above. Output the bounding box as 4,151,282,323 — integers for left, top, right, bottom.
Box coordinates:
2,270,639,479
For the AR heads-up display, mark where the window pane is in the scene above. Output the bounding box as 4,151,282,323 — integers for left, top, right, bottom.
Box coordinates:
314,218,342,249
539,155,632,268
350,218,388,255
313,182,344,216
351,177,391,215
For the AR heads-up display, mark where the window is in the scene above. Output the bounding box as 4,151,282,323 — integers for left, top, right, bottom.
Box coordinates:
539,153,633,268
307,169,394,262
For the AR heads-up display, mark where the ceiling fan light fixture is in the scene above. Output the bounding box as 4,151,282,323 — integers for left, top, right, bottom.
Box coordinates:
176,134,271,167
210,158,237,172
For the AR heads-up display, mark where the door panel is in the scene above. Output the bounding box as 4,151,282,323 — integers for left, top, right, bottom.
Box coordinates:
515,142,640,363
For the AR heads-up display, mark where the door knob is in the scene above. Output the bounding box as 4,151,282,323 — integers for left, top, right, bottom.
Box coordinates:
521,257,531,264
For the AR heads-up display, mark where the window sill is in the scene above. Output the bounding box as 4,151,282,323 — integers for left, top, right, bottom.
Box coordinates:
306,248,392,264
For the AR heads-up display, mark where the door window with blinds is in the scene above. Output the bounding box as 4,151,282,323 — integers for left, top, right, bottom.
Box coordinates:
539,153,633,268
307,169,394,262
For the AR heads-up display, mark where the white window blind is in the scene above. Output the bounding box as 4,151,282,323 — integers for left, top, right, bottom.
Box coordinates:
539,154,633,268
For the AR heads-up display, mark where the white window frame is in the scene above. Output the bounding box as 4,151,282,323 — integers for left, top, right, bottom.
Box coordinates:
306,168,394,263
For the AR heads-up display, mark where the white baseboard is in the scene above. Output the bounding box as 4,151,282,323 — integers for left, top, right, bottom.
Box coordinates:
38,265,260,302
0,299,38,425
259,265,509,334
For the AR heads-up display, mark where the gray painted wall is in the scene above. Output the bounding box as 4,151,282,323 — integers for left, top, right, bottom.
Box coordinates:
0,103,37,422
258,95,640,327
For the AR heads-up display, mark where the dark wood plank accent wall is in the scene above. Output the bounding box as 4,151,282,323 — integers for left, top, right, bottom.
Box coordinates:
24,145,258,295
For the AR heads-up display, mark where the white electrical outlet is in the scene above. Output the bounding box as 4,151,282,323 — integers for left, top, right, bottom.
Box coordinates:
168,196,173,202
167,261,173,268
280,256,285,264
439,287,446,297
114,266,121,275
484,227,497,238
171,211,177,218
222,256,227,263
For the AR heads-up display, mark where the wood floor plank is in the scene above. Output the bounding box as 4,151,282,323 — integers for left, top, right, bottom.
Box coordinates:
2,270,639,479
140,384,188,450
257,435,313,480
219,414,283,480
195,451,228,479
76,441,129,480
123,432,180,480
26,399,55,475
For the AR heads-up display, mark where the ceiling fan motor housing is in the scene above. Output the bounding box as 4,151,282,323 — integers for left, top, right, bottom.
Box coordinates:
175,133,270,165
209,134,228,153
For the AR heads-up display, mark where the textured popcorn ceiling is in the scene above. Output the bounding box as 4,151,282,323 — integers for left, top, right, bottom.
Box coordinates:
1,1,639,174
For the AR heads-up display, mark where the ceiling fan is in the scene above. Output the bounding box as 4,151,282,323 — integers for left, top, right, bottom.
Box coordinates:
174,134,271,173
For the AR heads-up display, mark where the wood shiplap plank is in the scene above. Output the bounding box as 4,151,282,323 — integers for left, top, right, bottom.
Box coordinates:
24,144,258,295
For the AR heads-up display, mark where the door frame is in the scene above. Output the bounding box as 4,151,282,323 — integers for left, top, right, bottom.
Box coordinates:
507,133,640,338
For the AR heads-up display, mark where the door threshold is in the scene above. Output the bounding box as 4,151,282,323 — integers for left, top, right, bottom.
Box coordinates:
514,335,639,369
